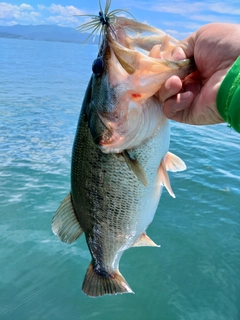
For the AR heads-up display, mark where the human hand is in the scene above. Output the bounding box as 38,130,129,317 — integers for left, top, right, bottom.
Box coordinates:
159,23,240,125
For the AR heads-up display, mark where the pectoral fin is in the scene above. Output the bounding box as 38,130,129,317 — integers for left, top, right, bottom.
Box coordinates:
132,233,160,247
164,152,186,172
159,160,175,198
159,152,186,198
122,150,148,187
52,193,83,244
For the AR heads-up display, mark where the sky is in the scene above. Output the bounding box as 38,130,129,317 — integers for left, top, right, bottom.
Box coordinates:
0,0,240,39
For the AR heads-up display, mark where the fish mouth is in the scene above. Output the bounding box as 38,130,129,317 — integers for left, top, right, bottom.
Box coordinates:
84,15,196,154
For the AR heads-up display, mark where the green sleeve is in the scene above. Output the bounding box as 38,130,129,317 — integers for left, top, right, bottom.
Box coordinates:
216,56,240,133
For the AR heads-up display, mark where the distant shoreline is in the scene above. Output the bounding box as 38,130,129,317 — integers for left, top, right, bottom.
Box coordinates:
0,24,98,44
0,34,93,44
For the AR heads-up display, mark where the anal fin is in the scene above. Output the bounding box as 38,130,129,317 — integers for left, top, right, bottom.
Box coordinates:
132,233,160,247
52,193,83,244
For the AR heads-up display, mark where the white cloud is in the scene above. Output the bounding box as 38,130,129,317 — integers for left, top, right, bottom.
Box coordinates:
0,2,40,25
19,3,33,10
47,4,83,16
152,2,205,15
46,15,82,27
208,2,240,15
163,20,202,31
141,0,240,35
165,28,192,40
190,14,229,23
0,2,85,26
0,0,239,29
37,5,46,11
40,4,85,26
144,0,240,20
0,3,23,18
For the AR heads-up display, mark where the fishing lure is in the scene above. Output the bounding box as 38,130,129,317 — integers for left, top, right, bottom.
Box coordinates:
76,0,134,44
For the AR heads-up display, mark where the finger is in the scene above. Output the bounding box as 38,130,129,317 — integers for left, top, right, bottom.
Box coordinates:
158,76,182,103
163,91,193,122
171,46,188,60
171,32,197,60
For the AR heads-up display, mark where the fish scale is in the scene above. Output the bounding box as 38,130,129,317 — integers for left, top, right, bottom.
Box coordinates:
52,1,194,297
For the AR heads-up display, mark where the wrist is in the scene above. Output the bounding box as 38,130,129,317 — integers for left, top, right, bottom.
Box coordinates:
216,56,240,133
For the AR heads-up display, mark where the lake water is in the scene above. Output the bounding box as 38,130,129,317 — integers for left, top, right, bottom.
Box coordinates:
0,38,239,320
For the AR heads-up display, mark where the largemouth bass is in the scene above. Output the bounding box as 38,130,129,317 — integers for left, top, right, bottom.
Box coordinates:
52,1,194,297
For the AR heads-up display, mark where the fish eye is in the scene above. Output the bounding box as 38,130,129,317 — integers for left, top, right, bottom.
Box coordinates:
92,57,104,76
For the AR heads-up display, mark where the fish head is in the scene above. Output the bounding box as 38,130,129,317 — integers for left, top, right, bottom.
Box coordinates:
85,16,195,153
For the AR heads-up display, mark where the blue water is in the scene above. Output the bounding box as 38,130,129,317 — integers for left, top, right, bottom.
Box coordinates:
0,38,240,320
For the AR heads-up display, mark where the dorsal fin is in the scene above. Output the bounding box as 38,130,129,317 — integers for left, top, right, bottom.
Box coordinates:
52,193,83,244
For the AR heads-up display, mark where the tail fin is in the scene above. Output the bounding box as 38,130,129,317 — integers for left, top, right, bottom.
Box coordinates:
82,262,133,297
